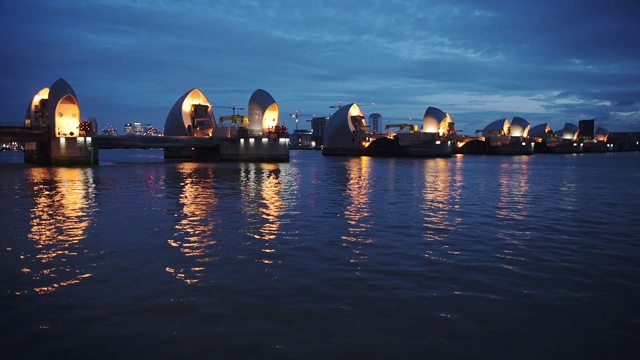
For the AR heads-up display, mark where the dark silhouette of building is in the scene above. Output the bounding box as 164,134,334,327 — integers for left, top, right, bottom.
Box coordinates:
310,116,329,147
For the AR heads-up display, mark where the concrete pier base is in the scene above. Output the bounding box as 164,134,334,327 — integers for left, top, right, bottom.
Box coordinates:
220,136,289,162
24,137,98,165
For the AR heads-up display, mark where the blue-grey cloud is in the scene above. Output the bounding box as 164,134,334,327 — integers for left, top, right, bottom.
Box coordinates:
1,0,638,133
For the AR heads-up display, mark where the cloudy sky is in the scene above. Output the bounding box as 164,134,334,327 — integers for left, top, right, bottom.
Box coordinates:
2,0,639,133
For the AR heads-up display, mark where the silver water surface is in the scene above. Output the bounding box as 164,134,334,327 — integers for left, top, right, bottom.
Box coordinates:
1,149,639,359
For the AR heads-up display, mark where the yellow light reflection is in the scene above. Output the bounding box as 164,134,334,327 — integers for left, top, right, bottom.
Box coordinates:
241,163,286,266
494,157,531,271
342,157,373,244
421,158,463,259
166,163,218,284
496,157,530,222
340,157,374,271
22,167,96,295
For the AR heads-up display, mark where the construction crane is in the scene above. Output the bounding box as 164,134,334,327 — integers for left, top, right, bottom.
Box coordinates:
385,123,419,132
290,111,315,130
219,115,248,127
329,101,374,109
214,103,245,115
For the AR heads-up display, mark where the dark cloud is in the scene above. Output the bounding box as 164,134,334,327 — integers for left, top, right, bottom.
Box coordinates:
615,100,636,107
1,0,638,132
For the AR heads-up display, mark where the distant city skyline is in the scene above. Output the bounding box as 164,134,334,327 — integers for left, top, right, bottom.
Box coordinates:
1,1,639,134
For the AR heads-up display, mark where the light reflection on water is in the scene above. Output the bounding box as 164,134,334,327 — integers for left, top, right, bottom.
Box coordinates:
166,163,218,284
1,150,639,359
421,158,463,239
496,156,531,221
243,163,285,242
22,167,97,294
342,157,373,244
494,157,532,271
241,163,287,267
420,158,464,263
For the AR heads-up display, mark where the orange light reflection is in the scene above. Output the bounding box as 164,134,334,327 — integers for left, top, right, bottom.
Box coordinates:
496,158,530,222
22,167,96,295
166,164,218,284
341,157,374,271
241,163,286,267
421,158,463,260
342,157,373,244
495,157,531,269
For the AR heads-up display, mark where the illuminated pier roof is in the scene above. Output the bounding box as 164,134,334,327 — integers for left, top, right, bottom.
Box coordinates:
48,78,80,138
248,89,279,134
24,78,80,137
25,87,50,127
164,88,215,136
422,106,454,136
510,116,531,137
595,127,609,141
556,122,579,140
482,118,510,136
530,123,552,138
324,103,366,150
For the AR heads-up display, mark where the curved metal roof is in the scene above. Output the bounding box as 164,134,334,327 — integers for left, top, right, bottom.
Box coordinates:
595,126,609,141
561,122,579,140
24,87,50,126
529,123,552,136
482,118,509,136
164,88,215,136
48,78,79,134
323,103,365,150
422,106,446,133
248,89,279,133
510,116,531,137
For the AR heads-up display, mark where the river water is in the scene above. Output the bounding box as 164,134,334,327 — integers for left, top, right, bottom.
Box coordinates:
1,149,639,359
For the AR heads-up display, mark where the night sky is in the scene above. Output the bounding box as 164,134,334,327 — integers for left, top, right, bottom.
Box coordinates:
2,0,639,133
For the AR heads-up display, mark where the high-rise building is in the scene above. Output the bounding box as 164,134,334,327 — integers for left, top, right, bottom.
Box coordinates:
579,119,595,140
124,123,133,135
369,113,382,133
133,122,142,135
310,116,330,147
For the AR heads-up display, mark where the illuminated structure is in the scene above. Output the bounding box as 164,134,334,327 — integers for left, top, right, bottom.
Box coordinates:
481,118,510,137
466,117,534,155
583,126,612,152
556,122,579,141
322,103,370,155
422,106,455,136
124,123,133,135
228,89,289,161
510,116,531,137
529,123,552,139
530,122,582,153
24,87,49,128
163,88,216,160
23,78,98,165
290,129,314,148
162,88,288,161
393,106,453,156
164,88,215,137
369,112,382,133
323,104,452,157
594,127,609,142
248,89,280,135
